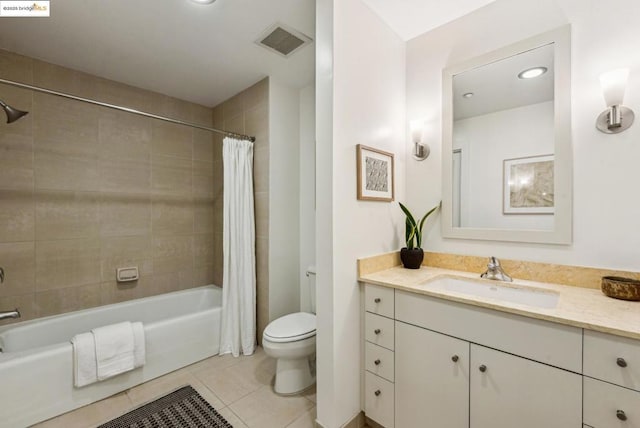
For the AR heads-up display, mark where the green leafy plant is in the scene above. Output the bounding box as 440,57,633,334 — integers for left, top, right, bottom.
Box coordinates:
399,202,440,249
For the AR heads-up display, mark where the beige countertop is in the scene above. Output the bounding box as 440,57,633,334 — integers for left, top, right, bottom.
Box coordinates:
359,266,640,340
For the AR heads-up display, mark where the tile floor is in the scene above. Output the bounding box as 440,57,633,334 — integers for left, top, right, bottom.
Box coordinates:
32,347,318,428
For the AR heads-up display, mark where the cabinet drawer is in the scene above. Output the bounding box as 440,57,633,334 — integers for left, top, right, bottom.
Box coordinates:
584,330,640,391
365,371,394,428
365,342,394,382
395,290,582,372
584,377,640,428
365,312,394,350
365,284,394,318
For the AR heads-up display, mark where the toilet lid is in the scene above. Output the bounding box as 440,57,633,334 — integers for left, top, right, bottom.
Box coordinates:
263,312,316,343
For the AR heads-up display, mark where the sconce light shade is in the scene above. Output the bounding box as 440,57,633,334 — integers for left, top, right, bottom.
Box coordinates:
600,68,629,107
409,120,423,142
409,119,429,161
596,68,634,134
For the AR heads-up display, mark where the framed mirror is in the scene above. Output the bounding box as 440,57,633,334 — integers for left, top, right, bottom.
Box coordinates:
441,25,572,244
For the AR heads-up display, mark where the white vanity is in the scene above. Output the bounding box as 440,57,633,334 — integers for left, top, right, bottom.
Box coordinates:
360,269,640,428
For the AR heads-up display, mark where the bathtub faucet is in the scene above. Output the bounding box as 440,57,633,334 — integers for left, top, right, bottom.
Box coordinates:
0,309,20,321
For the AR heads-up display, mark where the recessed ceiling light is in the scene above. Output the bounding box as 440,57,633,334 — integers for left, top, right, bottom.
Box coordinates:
518,67,548,79
190,0,216,4
462,92,474,98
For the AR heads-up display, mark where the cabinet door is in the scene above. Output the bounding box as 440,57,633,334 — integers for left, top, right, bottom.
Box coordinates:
470,344,581,428
395,321,469,428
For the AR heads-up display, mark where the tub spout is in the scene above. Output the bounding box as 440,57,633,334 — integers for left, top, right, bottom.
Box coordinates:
0,309,20,321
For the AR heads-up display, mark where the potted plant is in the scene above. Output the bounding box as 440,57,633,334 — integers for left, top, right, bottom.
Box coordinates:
398,202,440,269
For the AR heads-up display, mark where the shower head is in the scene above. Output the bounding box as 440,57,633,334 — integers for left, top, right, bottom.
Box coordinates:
0,99,29,124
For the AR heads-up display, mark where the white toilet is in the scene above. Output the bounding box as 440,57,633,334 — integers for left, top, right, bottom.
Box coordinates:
262,267,316,395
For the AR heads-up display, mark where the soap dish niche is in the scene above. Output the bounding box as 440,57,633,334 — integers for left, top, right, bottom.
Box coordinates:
116,267,139,283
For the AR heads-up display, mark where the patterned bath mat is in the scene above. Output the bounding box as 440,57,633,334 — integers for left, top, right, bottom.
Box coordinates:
98,385,233,428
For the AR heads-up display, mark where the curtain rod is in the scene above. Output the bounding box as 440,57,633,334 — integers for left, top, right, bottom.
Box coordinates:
0,77,256,142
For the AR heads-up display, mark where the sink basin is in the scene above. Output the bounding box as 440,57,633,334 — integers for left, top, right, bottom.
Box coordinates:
427,277,559,309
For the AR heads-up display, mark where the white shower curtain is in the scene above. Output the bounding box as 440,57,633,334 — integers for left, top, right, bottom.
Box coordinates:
219,137,256,357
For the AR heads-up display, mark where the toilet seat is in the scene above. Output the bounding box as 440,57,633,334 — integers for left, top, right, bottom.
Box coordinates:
263,312,316,343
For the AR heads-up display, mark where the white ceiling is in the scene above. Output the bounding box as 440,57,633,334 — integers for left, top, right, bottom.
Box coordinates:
362,0,497,41
453,44,554,120
0,0,516,108
0,0,315,107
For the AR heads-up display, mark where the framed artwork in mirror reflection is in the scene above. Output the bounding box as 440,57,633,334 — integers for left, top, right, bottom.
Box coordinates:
356,144,394,202
503,154,554,214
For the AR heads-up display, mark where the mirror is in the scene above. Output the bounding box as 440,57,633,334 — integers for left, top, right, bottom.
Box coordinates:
441,26,572,244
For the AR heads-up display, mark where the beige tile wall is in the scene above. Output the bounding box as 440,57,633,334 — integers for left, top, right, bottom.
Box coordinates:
0,49,217,324
211,78,269,342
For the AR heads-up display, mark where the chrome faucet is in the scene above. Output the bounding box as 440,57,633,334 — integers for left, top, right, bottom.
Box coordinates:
0,308,20,321
480,257,513,282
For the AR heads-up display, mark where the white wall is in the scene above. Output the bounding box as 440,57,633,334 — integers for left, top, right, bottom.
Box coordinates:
299,84,316,312
316,0,406,426
455,101,554,230
407,0,640,271
269,79,301,321
315,0,335,423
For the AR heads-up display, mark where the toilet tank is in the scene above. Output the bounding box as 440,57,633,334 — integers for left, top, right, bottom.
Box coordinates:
307,266,316,314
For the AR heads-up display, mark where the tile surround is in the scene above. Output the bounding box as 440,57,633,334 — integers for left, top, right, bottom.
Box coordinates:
0,48,217,324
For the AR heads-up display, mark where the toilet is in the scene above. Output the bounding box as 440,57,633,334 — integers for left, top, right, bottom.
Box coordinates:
262,267,316,395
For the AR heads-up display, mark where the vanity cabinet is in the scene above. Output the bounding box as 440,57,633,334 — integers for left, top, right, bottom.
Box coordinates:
362,282,640,428
364,284,585,428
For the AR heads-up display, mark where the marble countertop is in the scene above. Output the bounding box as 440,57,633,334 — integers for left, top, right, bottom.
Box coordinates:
359,266,640,340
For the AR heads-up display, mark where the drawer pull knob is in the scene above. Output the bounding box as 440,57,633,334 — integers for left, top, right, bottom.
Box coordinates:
451,355,459,362
374,389,381,397
374,298,381,303
374,359,381,366
479,365,487,373
617,410,627,421
374,329,381,335
617,357,628,368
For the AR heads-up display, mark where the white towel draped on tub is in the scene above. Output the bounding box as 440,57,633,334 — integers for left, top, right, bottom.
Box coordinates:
71,321,145,387
71,332,98,387
93,322,135,380
132,321,146,368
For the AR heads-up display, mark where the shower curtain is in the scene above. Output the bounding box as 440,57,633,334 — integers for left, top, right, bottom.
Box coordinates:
219,137,256,357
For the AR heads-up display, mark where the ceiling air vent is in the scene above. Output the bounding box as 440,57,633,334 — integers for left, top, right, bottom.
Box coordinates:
256,23,312,58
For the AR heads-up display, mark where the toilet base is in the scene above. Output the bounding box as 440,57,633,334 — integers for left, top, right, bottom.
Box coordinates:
274,354,316,395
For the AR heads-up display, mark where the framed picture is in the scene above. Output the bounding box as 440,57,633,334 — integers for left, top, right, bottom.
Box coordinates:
503,154,554,214
356,144,394,202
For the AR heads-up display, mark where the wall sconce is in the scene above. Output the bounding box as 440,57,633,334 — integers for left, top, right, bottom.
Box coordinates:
410,119,430,161
596,68,635,134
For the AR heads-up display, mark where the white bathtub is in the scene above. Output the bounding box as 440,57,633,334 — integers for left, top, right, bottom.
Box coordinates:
0,285,222,428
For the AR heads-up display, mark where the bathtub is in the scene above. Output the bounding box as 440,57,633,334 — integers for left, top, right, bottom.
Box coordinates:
0,285,222,428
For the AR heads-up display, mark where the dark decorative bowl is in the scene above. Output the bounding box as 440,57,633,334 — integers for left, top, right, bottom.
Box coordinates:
601,276,640,301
